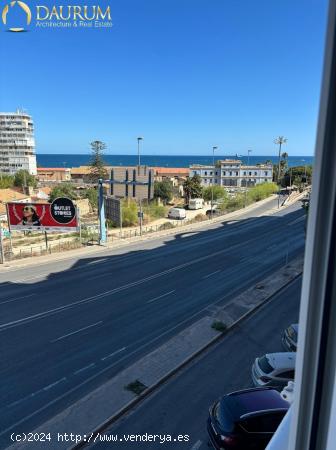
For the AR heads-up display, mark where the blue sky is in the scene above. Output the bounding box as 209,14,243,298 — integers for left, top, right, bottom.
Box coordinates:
0,0,328,155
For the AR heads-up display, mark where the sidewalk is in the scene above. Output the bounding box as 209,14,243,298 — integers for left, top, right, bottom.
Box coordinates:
0,193,287,271
8,257,303,450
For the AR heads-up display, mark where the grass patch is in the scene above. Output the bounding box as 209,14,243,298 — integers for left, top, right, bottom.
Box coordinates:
125,380,147,396
211,321,227,333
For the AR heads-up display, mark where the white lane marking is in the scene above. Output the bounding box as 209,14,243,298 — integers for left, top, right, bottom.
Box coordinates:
288,216,305,226
202,270,221,279
0,223,292,331
43,377,66,391
74,363,95,375
191,440,202,450
101,347,126,361
6,378,67,408
146,290,175,304
50,321,103,343
87,259,108,265
0,293,36,305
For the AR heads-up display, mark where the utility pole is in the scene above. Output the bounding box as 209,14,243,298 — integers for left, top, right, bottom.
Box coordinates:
211,146,218,219
274,136,287,208
0,227,4,264
244,149,252,207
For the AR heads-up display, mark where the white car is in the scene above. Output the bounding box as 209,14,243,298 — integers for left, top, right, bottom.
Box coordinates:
252,352,296,389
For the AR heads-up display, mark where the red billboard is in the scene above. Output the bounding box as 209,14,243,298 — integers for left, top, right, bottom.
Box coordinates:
7,198,79,232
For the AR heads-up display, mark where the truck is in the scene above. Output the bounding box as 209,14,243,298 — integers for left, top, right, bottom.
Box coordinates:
188,198,204,210
168,207,186,220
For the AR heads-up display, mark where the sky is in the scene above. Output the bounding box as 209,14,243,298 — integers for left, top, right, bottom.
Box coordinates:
0,0,329,156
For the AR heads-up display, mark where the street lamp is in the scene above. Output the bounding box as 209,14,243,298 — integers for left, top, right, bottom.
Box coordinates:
137,136,143,168
274,136,287,208
137,136,144,235
211,146,218,219
244,149,252,207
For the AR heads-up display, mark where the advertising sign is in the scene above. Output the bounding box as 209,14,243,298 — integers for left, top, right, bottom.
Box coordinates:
6,198,78,232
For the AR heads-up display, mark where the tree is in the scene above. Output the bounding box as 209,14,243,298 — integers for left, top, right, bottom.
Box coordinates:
274,136,287,184
13,170,37,188
89,141,108,182
82,187,98,210
183,175,203,203
0,174,14,189
202,185,227,202
154,180,174,204
50,183,77,202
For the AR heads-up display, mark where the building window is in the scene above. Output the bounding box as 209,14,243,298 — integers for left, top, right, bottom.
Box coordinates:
236,171,239,176
254,171,258,176
249,171,252,176
204,179,207,183
243,171,246,176
204,171,207,175
229,171,232,176
210,171,213,175
223,171,226,176
264,171,268,176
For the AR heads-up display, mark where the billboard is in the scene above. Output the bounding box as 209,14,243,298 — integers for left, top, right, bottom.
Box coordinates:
7,198,79,232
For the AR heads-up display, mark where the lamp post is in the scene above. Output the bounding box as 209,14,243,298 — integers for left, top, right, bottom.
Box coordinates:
274,136,287,208
137,136,143,169
137,137,144,235
244,149,252,207
211,146,218,219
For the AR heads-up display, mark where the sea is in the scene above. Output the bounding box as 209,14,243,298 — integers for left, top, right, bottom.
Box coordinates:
36,154,314,169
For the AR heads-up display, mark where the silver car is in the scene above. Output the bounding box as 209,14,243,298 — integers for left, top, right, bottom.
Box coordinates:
252,352,296,389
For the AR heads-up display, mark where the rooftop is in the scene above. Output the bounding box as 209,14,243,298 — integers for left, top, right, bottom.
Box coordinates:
0,188,30,203
37,167,71,172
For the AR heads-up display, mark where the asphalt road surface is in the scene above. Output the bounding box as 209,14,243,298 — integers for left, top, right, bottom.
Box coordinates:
0,199,305,447
93,276,302,450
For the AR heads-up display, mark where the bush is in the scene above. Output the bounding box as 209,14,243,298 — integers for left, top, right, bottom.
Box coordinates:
203,185,227,202
50,183,77,202
122,199,138,226
0,174,14,189
194,213,207,222
82,187,98,210
248,182,277,202
158,222,175,231
143,202,167,220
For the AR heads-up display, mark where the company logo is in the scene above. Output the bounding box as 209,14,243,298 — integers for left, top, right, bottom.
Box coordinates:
2,1,32,32
1,2,112,31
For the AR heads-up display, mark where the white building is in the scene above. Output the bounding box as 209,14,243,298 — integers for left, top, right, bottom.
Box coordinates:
189,159,273,188
0,110,37,175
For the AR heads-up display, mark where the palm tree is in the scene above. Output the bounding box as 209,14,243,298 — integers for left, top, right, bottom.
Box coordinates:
274,136,287,184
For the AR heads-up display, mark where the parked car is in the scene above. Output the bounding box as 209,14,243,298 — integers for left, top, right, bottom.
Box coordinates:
167,207,186,220
282,323,298,351
207,387,289,449
188,198,204,210
252,352,295,389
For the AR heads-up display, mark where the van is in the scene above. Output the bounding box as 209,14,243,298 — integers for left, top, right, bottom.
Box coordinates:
168,208,186,220
188,198,204,210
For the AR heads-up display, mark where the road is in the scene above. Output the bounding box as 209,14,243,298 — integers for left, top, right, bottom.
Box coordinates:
93,276,302,450
0,198,305,447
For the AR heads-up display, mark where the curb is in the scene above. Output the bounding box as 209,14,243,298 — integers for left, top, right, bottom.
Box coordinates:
73,269,303,449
